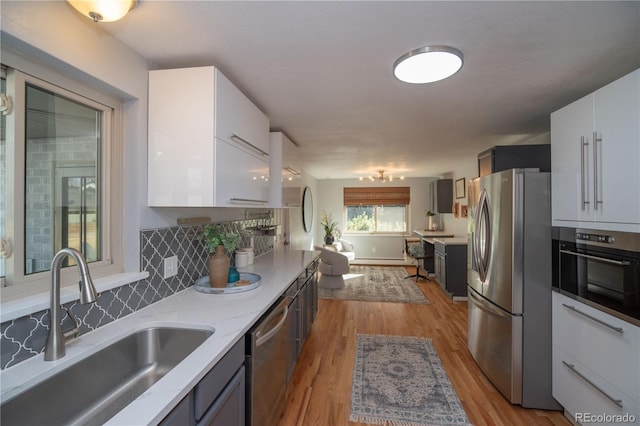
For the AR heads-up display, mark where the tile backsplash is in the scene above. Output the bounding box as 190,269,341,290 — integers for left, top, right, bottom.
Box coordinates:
0,218,275,370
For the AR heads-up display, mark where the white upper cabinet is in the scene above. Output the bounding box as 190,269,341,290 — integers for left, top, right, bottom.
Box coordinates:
215,70,270,154
551,69,640,232
269,132,302,208
148,66,270,207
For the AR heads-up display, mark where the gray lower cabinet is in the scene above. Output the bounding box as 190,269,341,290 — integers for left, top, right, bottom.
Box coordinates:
160,339,245,426
286,259,318,382
161,258,319,426
433,241,467,299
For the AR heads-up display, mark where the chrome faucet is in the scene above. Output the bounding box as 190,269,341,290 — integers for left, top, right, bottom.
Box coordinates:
44,248,98,361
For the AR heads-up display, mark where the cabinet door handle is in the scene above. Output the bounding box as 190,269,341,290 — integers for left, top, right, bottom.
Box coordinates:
562,303,624,334
230,133,269,157
562,361,623,408
593,131,603,210
229,198,268,204
580,137,590,211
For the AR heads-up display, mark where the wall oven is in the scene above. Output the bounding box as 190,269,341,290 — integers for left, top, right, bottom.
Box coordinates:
552,227,640,325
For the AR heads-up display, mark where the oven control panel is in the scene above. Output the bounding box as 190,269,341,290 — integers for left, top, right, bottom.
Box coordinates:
575,232,616,244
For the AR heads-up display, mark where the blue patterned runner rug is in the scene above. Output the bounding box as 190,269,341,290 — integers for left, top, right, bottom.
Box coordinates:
350,334,472,426
319,266,429,304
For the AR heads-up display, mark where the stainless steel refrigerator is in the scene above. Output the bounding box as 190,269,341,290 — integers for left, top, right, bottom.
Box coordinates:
467,168,560,410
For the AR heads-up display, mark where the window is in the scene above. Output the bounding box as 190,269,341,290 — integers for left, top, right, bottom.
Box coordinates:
25,83,102,273
343,187,409,233
1,62,123,299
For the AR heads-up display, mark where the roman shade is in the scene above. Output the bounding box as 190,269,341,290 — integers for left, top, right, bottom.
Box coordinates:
343,187,410,206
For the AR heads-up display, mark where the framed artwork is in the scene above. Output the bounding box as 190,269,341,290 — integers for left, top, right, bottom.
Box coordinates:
455,178,466,199
453,202,460,218
460,205,468,218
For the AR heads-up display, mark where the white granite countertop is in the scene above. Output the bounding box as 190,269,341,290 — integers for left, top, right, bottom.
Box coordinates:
412,229,455,238
0,248,318,425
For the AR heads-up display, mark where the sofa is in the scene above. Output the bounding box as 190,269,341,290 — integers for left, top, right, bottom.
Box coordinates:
332,239,356,262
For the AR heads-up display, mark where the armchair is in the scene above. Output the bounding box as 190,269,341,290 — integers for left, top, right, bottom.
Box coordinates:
333,239,355,262
314,245,350,289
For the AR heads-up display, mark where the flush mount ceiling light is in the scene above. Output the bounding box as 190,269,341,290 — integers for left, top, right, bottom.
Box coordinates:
67,0,137,23
359,170,404,183
393,45,463,84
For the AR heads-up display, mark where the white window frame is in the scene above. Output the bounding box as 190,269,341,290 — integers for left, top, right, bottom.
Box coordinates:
1,63,124,302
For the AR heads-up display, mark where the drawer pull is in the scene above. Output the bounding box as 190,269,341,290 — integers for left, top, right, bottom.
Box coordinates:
230,133,269,157
562,303,624,334
562,361,623,408
229,198,268,204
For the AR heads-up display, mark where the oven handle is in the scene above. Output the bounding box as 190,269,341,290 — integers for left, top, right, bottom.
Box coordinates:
562,303,624,334
559,248,630,266
255,304,289,347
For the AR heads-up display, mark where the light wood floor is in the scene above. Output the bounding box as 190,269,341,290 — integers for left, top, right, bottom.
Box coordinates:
278,267,571,426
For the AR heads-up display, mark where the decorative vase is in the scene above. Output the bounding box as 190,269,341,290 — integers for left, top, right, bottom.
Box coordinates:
428,216,434,231
208,245,230,288
324,234,335,245
227,266,240,283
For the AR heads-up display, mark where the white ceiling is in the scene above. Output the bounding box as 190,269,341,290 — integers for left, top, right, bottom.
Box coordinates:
102,1,639,179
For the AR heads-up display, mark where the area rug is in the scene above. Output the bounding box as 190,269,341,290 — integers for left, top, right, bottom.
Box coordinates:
318,266,429,304
350,334,471,426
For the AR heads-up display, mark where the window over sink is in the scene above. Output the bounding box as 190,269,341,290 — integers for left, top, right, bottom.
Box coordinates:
0,61,124,301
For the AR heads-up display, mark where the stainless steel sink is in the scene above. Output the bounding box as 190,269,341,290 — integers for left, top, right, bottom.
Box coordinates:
1,326,213,426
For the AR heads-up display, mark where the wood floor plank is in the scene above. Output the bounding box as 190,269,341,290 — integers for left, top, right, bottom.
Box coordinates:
278,267,570,426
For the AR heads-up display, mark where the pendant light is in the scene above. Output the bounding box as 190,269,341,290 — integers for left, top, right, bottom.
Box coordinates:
67,0,137,23
393,45,463,84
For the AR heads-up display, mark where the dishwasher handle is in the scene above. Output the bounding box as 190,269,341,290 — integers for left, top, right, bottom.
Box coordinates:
255,303,289,347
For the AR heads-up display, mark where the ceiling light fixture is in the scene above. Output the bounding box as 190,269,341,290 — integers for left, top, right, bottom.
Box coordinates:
393,45,463,84
359,170,404,183
67,0,137,23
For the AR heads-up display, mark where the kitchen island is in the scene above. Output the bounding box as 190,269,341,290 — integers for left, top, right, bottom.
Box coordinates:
0,248,318,425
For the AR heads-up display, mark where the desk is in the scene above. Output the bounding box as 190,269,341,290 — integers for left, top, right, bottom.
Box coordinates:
412,230,454,274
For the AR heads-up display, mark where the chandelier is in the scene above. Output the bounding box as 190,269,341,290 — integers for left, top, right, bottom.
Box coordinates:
359,170,405,183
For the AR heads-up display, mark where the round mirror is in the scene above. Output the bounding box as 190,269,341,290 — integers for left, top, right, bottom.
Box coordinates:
302,186,313,233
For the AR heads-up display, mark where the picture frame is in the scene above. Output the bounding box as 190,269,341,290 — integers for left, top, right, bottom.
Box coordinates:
455,177,466,199
460,205,468,218
453,202,460,218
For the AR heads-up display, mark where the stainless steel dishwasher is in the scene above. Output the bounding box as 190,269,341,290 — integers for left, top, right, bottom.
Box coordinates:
246,297,289,426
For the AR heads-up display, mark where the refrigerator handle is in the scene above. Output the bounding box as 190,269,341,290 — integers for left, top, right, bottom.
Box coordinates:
472,192,484,279
475,189,491,282
469,287,510,319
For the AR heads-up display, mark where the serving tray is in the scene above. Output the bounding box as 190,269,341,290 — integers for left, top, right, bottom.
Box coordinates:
194,273,261,294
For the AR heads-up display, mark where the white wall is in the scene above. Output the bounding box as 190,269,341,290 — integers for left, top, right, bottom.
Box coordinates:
316,177,436,260
440,159,478,238
1,1,253,273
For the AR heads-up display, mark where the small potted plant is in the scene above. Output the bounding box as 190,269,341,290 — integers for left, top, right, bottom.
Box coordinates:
320,210,340,245
203,224,240,287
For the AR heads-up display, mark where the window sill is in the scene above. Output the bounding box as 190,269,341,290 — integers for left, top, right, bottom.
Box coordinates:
0,271,149,323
